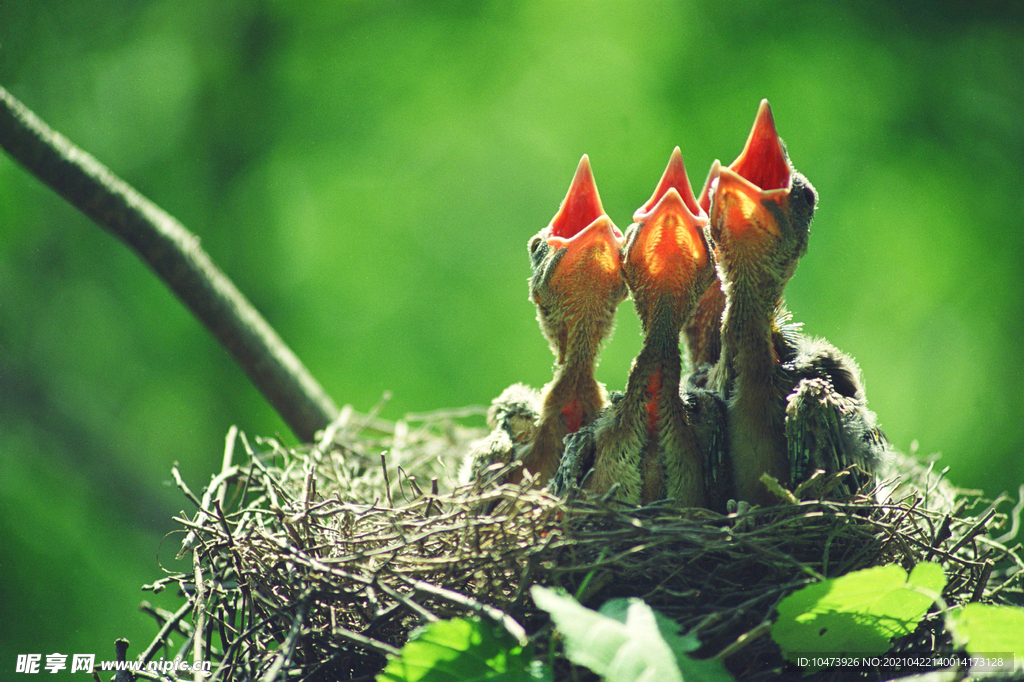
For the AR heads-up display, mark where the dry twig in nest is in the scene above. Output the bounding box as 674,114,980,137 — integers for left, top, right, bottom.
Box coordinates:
126,407,1022,682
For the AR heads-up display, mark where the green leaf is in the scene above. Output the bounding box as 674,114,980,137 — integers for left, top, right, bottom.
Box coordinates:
377,616,552,682
599,599,733,682
531,587,734,682
772,562,947,667
906,562,946,595
953,604,1024,659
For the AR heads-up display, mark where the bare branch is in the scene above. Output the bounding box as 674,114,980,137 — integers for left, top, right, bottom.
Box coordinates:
0,85,339,441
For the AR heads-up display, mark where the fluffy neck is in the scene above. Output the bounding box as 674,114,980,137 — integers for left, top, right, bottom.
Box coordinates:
717,270,781,388
524,330,603,484
628,306,684,418
718,273,790,505
628,304,692,504
540,349,602,433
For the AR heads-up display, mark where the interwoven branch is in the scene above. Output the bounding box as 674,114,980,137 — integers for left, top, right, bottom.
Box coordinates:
130,410,1023,682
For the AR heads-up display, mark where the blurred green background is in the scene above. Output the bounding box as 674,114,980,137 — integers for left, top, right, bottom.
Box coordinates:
2,0,1022,673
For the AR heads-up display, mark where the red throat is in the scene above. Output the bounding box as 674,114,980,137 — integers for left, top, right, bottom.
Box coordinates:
644,367,663,430
561,398,584,433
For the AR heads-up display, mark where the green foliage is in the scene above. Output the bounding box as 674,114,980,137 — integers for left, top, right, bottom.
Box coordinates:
952,604,1024,660
772,562,947,666
3,1,1024,676
377,617,551,682
531,586,733,682
374,572,1024,682
599,598,734,682
770,562,1024,673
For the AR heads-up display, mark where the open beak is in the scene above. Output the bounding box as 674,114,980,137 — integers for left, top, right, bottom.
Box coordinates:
709,99,793,240
548,155,619,240
545,155,624,278
714,168,781,238
731,99,791,193
634,147,702,220
629,149,709,284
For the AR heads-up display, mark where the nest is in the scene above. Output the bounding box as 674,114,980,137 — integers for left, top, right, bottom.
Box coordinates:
129,405,1024,682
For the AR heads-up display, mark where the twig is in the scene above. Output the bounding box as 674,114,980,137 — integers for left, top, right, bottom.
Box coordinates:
332,624,401,657
138,599,196,667
396,575,528,646
217,426,238,510
970,560,994,602
112,639,133,682
381,453,394,507
0,85,338,442
358,392,393,433
192,549,207,681
946,509,996,556
404,405,489,421
176,460,241,559
171,465,204,510
376,582,440,623
139,602,195,636
926,514,954,561
986,562,1024,600
995,484,1024,544
258,602,308,682
714,621,771,661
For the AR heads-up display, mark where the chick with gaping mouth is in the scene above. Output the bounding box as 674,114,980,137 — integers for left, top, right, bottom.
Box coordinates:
467,156,628,486
553,149,726,508
684,105,796,382
705,100,885,506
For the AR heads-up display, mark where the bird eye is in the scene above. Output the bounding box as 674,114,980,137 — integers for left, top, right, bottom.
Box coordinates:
528,236,543,256
802,185,816,208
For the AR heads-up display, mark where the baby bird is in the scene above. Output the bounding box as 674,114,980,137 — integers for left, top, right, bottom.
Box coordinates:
683,108,790,381
553,149,724,508
707,100,883,506
468,156,627,485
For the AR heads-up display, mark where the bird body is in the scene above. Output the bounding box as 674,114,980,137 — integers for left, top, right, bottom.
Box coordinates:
707,100,882,505
476,101,884,506
583,320,703,505
683,162,730,375
683,279,726,376
468,156,626,485
782,335,885,494
555,149,725,508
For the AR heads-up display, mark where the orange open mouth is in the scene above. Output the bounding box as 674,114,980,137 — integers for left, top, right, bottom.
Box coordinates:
630,149,708,281
730,99,791,193
549,155,607,240
634,147,702,220
548,214,623,278
631,188,708,278
699,99,792,215
702,100,794,240
714,168,781,238
545,155,624,276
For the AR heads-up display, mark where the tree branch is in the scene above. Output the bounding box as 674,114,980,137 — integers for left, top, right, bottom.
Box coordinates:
0,85,339,442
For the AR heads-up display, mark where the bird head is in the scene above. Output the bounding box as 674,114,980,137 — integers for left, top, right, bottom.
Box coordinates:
623,147,715,333
705,100,818,300
528,155,628,365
